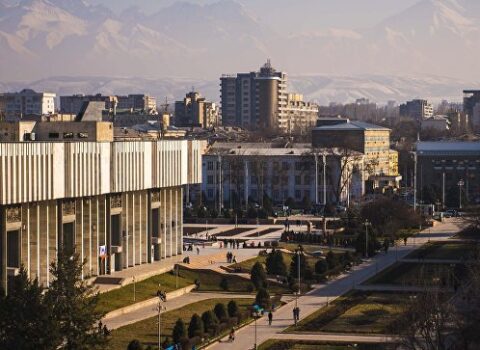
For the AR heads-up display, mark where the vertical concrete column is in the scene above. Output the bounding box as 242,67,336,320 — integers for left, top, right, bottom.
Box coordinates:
106,196,111,275
0,206,6,293
147,191,152,264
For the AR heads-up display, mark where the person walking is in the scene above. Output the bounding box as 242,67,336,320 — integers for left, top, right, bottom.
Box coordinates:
229,327,235,342
268,311,273,326
293,308,297,326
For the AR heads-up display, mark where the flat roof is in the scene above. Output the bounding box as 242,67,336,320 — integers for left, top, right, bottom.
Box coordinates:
313,120,390,131
416,141,480,156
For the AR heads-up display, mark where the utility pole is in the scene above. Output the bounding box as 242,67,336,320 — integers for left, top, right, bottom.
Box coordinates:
314,152,319,205
365,220,369,258
323,152,327,206
413,152,418,212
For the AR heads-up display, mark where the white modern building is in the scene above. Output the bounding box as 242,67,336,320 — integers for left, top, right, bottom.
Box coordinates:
0,120,204,292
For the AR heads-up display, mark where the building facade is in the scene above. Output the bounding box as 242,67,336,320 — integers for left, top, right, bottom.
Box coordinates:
415,141,480,207
281,94,319,133
399,99,434,121
220,60,288,130
175,91,219,128
0,122,204,292
117,94,157,113
312,120,401,191
60,94,117,116
0,89,56,120
197,143,365,210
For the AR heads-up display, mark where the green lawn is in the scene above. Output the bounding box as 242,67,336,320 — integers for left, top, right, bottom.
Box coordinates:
97,266,290,315
97,271,195,315
258,340,392,350
406,242,476,260
107,298,254,350
178,268,290,295
290,291,411,334
365,262,460,287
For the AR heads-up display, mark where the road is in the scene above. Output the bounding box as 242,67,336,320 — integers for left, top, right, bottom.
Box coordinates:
206,219,462,350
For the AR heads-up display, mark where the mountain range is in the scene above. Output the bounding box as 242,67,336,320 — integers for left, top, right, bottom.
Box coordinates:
0,0,479,103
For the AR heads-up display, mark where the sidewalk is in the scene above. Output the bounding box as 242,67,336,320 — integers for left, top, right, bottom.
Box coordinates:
103,292,255,330
206,219,462,350
270,332,396,344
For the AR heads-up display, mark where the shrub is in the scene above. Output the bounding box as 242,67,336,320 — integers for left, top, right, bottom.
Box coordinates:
315,259,328,275
326,251,338,270
250,262,267,290
213,303,228,322
255,288,271,310
266,249,287,276
227,300,239,318
201,310,219,336
172,318,186,344
188,314,204,338
127,340,144,350
220,277,229,291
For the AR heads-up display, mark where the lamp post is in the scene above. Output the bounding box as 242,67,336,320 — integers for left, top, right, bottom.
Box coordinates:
314,152,319,205
413,152,418,212
252,304,263,350
323,152,327,206
364,220,370,258
458,179,465,209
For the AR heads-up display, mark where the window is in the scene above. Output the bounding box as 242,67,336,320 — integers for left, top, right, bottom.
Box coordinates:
63,132,74,139
304,190,311,199
295,176,301,185
304,175,311,184
251,176,258,185
272,176,279,185
281,176,289,185
49,132,59,139
207,189,214,198
78,132,88,138
295,162,303,171
295,190,301,199
207,161,214,170
282,162,289,171
207,175,214,185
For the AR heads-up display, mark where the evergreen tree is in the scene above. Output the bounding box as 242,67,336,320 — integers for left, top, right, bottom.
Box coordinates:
0,267,58,350
250,262,267,290
227,300,239,318
213,303,228,322
266,249,287,276
188,314,204,338
172,319,186,344
290,253,312,280
127,340,144,350
201,310,219,335
45,252,106,350
326,251,338,270
314,259,328,275
255,288,271,310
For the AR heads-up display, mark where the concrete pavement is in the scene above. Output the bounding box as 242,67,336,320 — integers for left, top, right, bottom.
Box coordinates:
103,292,255,330
206,219,462,350
270,332,396,344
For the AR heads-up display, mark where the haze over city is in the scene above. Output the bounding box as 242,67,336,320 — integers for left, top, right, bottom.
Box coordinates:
1,0,480,103
1,2,480,350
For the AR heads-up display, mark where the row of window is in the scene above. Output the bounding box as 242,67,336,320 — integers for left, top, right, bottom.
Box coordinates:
49,132,89,139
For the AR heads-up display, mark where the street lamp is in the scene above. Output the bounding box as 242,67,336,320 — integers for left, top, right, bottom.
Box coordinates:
458,179,465,209
364,220,370,258
252,304,263,350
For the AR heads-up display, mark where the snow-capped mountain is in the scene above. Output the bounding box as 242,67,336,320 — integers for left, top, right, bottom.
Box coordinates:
0,0,478,95
1,74,474,105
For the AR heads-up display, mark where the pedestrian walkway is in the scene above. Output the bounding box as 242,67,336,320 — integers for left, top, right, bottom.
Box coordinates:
270,332,396,344
103,292,255,330
400,258,463,264
205,219,462,350
354,284,454,293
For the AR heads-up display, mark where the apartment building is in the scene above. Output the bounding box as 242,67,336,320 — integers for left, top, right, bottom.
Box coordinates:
464,90,480,132
220,60,288,130
399,99,434,121
281,94,319,133
0,89,56,120
312,119,401,191
175,91,219,128
0,120,204,292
